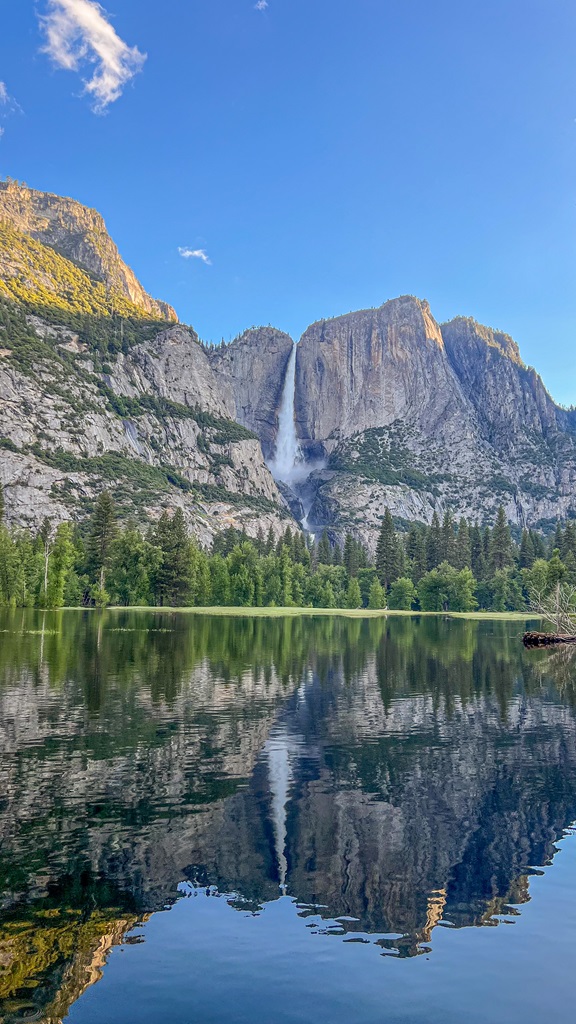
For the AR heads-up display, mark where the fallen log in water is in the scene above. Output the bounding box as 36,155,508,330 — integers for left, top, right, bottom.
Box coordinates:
523,631,576,648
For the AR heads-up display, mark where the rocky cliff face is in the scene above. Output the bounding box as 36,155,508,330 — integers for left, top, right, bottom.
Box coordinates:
211,328,294,460
0,182,290,543
295,296,476,457
286,296,576,542
0,318,288,543
2,178,575,544
0,180,176,321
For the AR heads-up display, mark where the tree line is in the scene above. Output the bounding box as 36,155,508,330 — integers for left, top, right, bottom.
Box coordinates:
0,484,574,611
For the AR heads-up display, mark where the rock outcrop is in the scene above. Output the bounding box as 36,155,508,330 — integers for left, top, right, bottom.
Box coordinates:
0,179,176,321
295,296,475,458
211,328,294,459
0,319,289,543
286,296,576,543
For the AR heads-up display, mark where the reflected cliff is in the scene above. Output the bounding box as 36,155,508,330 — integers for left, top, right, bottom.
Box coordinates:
0,611,575,1020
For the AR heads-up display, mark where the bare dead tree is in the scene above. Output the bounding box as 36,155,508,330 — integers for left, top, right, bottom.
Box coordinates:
529,582,576,636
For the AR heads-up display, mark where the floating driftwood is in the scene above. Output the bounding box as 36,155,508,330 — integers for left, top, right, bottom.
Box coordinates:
523,631,576,648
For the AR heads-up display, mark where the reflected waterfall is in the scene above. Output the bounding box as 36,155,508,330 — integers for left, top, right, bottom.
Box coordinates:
264,727,300,893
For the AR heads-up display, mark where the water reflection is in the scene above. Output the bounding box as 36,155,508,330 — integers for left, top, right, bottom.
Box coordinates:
0,611,574,1021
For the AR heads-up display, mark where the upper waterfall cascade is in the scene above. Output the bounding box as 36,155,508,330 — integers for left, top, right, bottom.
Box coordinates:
268,344,309,486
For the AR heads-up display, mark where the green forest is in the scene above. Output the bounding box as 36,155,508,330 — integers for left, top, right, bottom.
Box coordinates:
0,483,574,611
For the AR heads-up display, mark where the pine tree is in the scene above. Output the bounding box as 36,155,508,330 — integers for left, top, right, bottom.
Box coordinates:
519,529,535,569
531,529,546,560
210,554,230,605
0,481,4,523
343,534,360,577
426,512,443,570
562,521,576,560
406,524,427,582
489,506,513,572
317,531,331,565
441,511,456,566
454,519,471,570
87,492,117,591
376,509,402,589
153,509,194,606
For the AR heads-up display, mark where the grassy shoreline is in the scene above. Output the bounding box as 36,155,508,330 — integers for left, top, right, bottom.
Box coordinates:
94,606,542,621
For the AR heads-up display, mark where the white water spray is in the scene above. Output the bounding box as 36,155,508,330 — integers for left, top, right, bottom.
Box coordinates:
268,344,308,485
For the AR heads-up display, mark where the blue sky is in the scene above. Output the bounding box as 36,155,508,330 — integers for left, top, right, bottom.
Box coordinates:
1,1,574,404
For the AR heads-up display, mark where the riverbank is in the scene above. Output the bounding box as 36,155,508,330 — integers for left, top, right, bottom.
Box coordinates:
103,606,542,621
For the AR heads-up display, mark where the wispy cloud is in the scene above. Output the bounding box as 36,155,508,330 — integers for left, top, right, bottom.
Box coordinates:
254,1,269,10
0,81,19,139
40,0,146,113
178,247,212,265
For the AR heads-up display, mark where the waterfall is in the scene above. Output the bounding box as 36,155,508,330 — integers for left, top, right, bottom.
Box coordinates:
268,344,307,485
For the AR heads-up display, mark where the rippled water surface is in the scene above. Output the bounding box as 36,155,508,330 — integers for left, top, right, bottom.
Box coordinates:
1,610,576,1023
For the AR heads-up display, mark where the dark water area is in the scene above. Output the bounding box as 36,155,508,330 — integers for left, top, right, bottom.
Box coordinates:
1,611,575,1023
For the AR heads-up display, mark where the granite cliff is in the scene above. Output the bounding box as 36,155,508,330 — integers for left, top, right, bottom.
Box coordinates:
211,327,294,460
0,179,176,322
0,181,289,543
266,296,574,544
199,296,576,542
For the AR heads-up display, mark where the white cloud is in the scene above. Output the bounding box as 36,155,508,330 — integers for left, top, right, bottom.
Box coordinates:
178,247,212,265
40,0,146,113
0,81,16,138
254,1,269,10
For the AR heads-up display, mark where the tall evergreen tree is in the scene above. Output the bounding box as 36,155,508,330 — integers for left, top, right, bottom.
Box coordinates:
441,511,456,566
87,491,117,591
470,523,487,582
454,518,471,570
489,506,513,572
153,509,194,606
317,531,332,565
343,533,360,578
406,524,427,582
0,481,4,523
426,512,443,570
376,509,402,589
519,529,535,569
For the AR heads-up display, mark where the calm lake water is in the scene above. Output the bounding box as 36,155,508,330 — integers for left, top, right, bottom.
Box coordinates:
1,610,576,1023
